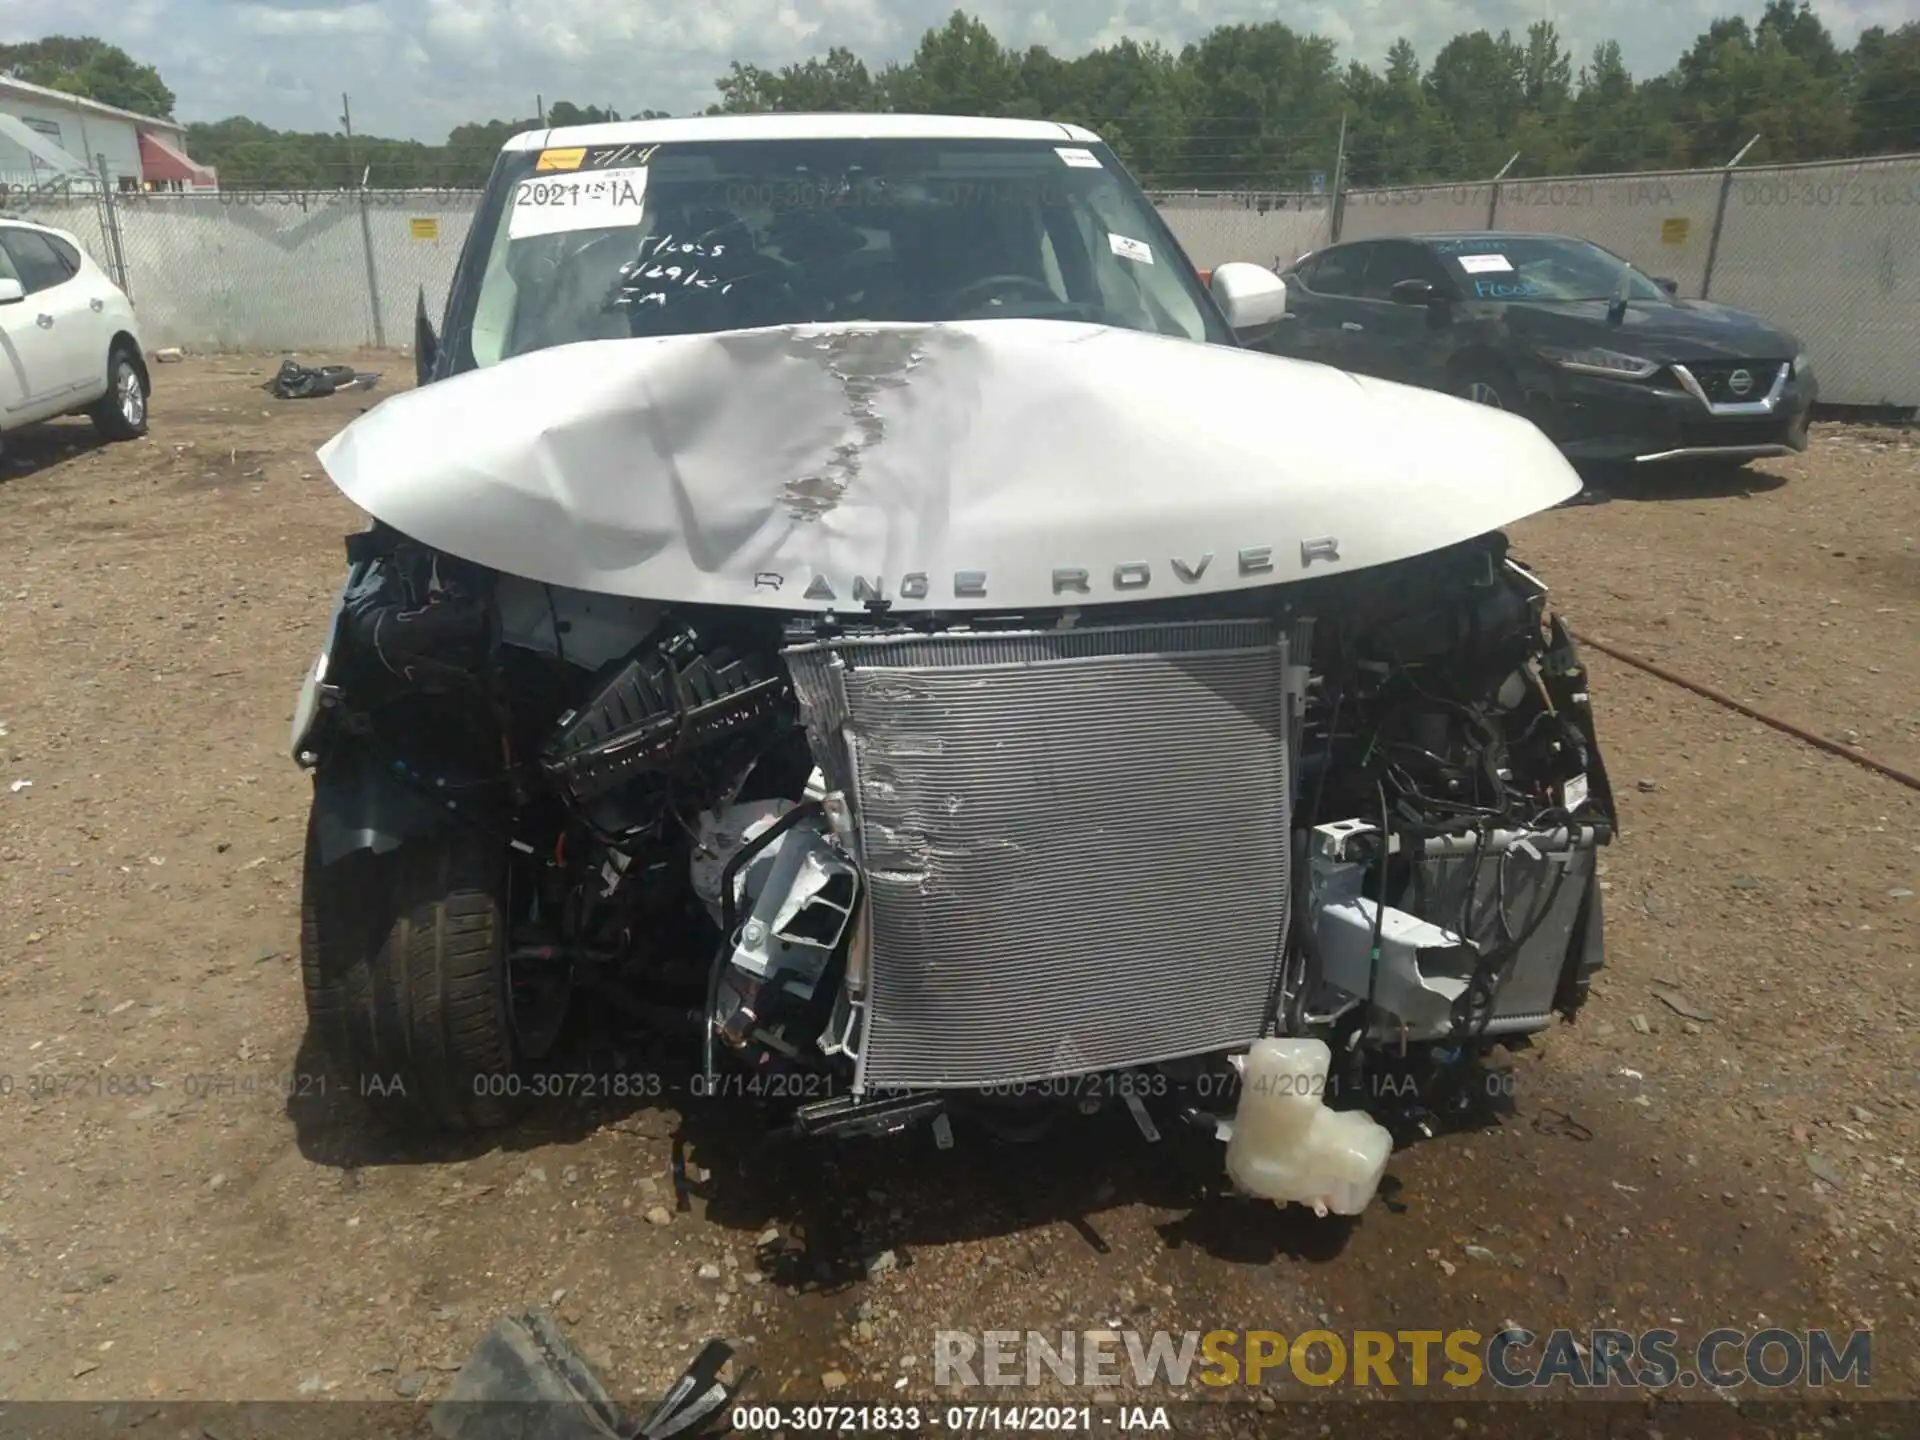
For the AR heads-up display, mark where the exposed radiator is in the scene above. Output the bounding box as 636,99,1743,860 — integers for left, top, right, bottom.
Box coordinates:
784,621,1298,1091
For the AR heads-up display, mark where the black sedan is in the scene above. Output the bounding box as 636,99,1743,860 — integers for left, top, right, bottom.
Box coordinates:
1264,231,1816,469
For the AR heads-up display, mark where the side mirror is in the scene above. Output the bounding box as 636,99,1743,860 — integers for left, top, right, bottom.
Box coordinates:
1390,278,1440,306
1654,276,1679,296
0,277,25,305
414,286,438,387
1210,261,1287,340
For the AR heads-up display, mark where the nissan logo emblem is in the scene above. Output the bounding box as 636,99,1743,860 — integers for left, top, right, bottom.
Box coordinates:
1727,368,1754,396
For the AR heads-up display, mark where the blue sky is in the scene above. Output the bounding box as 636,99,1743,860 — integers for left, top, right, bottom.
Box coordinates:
2,0,1905,141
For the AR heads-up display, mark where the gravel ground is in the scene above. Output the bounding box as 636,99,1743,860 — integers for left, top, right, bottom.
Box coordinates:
1,354,1915,1414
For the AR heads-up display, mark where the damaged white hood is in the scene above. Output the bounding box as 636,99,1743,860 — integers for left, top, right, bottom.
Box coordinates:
317,320,1581,612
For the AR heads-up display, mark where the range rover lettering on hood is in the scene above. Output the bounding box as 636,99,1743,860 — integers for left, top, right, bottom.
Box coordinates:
783,539,1342,602
316,319,1581,612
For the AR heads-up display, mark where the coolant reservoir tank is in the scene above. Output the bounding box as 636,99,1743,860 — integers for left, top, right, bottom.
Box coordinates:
1224,1038,1394,1216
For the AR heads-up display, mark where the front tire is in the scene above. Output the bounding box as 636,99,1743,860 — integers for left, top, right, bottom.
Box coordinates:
90,345,148,441
300,817,530,1131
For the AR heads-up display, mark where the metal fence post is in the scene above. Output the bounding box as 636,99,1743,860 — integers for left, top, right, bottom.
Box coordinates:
1328,111,1348,244
94,153,133,301
356,181,386,347
1486,152,1519,228
342,94,387,347
1700,134,1760,301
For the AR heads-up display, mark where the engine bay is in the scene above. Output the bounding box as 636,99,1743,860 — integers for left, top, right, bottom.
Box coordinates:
299,520,1615,1204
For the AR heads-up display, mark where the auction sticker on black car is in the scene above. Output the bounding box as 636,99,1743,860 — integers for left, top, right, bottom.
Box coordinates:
509,166,649,239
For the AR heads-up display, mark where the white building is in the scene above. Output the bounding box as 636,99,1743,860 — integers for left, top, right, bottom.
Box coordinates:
0,74,217,195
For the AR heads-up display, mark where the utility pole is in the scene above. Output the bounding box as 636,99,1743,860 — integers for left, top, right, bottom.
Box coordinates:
536,94,545,126
341,93,387,347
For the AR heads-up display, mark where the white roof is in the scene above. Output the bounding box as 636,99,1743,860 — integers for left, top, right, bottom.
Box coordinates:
505,112,1104,153
0,74,186,134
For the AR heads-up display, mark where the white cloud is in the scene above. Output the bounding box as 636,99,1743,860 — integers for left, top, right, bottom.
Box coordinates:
0,0,1900,141
236,3,393,35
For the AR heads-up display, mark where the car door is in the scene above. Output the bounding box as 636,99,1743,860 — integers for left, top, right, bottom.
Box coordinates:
0,227,99,408
0,233,59,424
1273,242,1373,367
1349,239,1454,390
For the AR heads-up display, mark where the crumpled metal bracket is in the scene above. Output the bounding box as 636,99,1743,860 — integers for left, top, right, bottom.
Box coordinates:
428,1310,753,1440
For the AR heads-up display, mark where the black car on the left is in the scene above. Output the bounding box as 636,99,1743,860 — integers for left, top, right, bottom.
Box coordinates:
1264,231,1816,471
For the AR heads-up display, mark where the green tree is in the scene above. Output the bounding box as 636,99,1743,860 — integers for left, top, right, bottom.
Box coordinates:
1520,21,1574,109
1758,0,1843,76
0,35,175,118
1050,39,1193,182
1509,23,1576,174
888,12,1032,117
711,46,886,113
545,102,623,127
1423,29,1528,174
1848,22,1920,153
1353,39,1443,185
1567,41,1671,173
1180,22,1343,188
1666,8,1854,164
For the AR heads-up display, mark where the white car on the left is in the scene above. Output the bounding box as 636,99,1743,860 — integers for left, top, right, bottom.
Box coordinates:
0,215,149,454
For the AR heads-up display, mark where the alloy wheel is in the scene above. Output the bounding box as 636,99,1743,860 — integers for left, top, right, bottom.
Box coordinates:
117,364,146,428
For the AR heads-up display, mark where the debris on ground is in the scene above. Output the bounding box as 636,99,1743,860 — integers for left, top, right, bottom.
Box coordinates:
1650,985,1715,1022
429,1311,750,1440
263,358,381,400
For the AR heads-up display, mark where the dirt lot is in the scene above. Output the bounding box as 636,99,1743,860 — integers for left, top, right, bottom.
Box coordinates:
2,353,1917,1417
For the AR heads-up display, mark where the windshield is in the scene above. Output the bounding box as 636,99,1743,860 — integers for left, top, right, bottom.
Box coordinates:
1430,235,1670,304
449,136,1230,370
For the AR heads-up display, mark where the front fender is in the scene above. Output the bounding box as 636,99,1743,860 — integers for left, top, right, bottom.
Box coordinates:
310,744,454,866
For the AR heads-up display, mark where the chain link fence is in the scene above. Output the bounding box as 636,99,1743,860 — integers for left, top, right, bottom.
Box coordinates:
1703,155,1920,410
1154,149,1920,408
7,151,1914,407
1334,180,1498,241
84,189,483,352
1150,191,1332,273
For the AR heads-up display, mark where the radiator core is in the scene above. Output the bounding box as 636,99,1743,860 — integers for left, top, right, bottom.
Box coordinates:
784,621,1297,1091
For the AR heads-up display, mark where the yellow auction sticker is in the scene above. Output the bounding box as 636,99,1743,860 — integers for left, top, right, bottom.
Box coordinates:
536,147,586,172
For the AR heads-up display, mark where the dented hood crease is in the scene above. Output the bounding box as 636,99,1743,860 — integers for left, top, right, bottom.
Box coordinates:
316,319,1581,612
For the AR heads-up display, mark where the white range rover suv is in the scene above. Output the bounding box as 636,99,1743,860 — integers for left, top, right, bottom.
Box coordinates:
0,214,150,452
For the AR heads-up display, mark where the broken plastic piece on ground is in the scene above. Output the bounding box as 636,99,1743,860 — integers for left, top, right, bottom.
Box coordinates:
264,358,382,399
1223,1037,1394,1215
428,1310,749,1440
